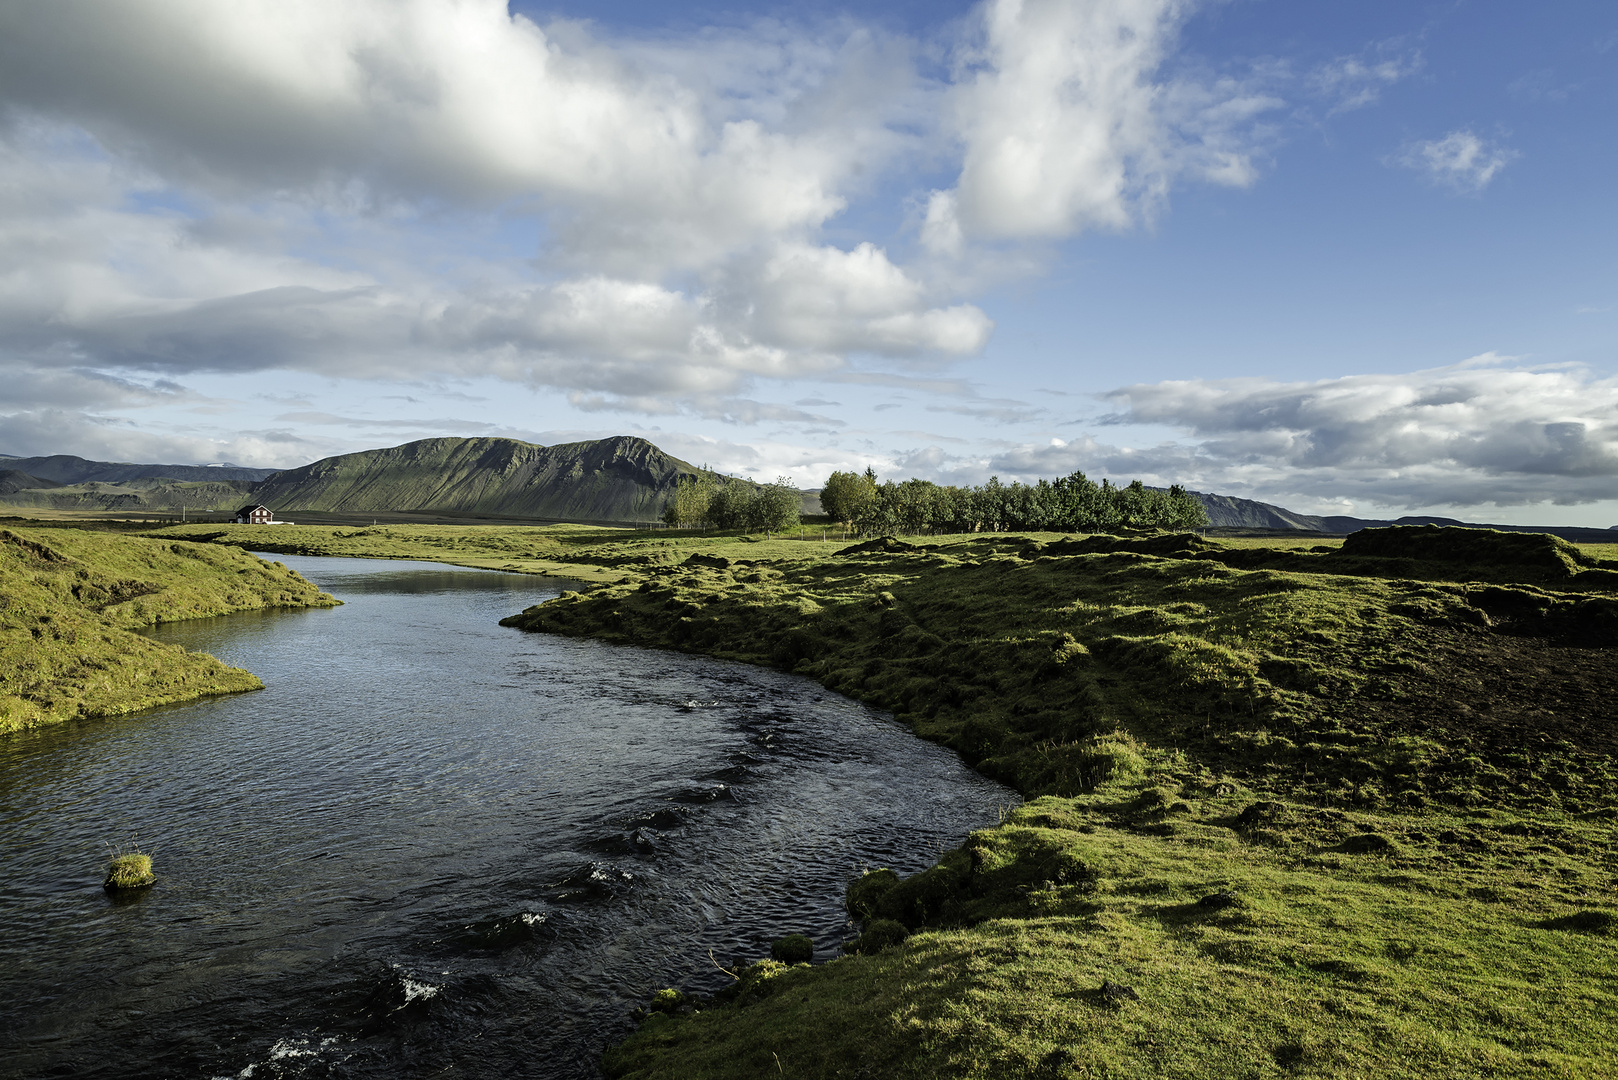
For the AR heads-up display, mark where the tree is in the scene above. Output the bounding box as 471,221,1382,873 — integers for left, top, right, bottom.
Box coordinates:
749,476,802,536
661,471,715,527
820,469,877,531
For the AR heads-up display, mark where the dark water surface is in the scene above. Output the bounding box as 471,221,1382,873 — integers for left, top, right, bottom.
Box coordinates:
0,555,1012,1079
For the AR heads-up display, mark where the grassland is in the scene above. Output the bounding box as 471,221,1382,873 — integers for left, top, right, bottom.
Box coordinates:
150,520,858,582
490,525,1618,1079
136,518,1618,1076
0,525,337,733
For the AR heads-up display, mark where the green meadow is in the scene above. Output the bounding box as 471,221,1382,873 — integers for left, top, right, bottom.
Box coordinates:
0,524,336,733
139,519,1618,1076
497,525,1618,1079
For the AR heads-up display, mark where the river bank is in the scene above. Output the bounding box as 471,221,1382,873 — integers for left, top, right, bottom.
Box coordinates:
0,526,336,733
1,554,1010,1079
122,520,1618,1074
490,525,1618,1078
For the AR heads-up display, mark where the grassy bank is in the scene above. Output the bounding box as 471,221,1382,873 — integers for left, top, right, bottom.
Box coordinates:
491,525,1618,1078
148,520,859,583
0,526,337,734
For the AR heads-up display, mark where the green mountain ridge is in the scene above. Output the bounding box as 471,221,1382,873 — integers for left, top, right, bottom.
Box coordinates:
249,435,707,522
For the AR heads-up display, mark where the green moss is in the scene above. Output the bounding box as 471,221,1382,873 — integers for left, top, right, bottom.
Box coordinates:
770,934,814,964
104,850,154,890
1,526,337,733
484,525,1618,1079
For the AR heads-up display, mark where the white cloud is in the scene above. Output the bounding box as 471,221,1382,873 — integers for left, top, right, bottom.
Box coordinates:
942,0,1279,241
1396,130,1518,192
1094,358,1618,509
742,242,993,356
0,0,873,275
1309,45,1421,114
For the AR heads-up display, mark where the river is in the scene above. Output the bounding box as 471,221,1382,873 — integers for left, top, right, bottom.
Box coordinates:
0,554,1012,1079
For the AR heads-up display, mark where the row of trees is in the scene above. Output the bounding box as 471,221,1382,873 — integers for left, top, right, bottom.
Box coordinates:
661,466,1208,537
660,472,802,534
819,469,1209,535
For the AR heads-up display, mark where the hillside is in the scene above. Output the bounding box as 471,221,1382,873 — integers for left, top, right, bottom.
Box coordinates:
249,435,705,522
1190,490,1617,542
0,478,256,513
0,454,276,484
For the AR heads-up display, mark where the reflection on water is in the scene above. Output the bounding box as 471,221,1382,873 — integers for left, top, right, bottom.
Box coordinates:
0,555,1013,1079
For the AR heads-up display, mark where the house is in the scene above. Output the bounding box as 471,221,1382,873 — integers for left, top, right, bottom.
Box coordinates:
234,504,274,524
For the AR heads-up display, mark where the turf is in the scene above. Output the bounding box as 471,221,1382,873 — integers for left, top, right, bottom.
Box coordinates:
490,525,1618,1080
0,526,337,733
136,519,1618,1076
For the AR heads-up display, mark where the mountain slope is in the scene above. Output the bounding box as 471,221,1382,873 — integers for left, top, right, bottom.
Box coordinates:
1,455,277,484
0,470,60,496
1188,490,1339,530
1189,491,1615,542
249,436,704,521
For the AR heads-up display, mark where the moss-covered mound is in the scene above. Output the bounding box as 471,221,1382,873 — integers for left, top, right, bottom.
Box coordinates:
1,526,337,733
1338,525,1597,576
491,526,1618,1079
104,851,154,890
504,534,1618,810
605,780,1618,1079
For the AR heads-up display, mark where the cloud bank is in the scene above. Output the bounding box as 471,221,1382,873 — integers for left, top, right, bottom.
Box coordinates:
0,0,1277,446
1090,360,1618,509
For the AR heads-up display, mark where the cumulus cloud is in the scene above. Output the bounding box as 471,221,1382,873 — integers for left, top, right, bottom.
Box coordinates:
1395,130,1518,192
1097,359,1618,508
0,0,877,274
938,0,1279,243
0,0,1278,465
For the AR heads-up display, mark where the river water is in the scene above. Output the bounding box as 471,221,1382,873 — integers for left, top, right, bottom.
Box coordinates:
0,555,1011,1079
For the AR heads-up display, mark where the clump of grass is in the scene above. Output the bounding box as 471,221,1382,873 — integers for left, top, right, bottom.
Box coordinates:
769,934,814,964
847,919,908,955
104,844,154,890
845,868,900,920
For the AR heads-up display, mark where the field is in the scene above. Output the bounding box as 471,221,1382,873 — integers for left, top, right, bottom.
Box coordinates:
144,519,1618,1077
502,525,1618,1079
0,525,337,733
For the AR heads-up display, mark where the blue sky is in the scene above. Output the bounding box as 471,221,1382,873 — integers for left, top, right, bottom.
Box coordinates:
0,0,1614,524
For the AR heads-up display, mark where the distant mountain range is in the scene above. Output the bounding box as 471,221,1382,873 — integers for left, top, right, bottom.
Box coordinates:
0,454,276,484
2,438,1615,537
1185,490,1618,543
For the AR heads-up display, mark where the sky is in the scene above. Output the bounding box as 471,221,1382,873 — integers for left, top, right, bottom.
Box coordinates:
0,0,1614,525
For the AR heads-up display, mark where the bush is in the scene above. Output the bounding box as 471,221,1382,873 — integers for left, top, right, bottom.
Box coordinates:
770,934,814,964
849,919,908,955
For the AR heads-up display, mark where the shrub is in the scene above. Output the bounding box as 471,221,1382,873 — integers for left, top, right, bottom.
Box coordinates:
770,934,814,964
849,919,908,955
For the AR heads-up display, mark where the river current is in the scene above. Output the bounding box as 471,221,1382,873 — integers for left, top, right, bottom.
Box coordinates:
0,554,1012,1079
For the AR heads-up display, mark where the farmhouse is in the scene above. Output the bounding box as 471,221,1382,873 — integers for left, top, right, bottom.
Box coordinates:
234,504,274,525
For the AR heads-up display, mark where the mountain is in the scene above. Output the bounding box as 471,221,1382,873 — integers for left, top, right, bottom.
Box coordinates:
1189,490,1615,543
248,435,705,522
0,478,257,512
1,455,277,484
1188,490,1335,530
0,469,60,496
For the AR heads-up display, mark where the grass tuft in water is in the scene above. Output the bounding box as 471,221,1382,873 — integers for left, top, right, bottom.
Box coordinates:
104,845,154,890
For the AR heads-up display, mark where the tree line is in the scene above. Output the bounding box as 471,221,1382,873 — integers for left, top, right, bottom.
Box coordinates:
663,466,1209,535
820,469,1209,534
660,472,803,534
